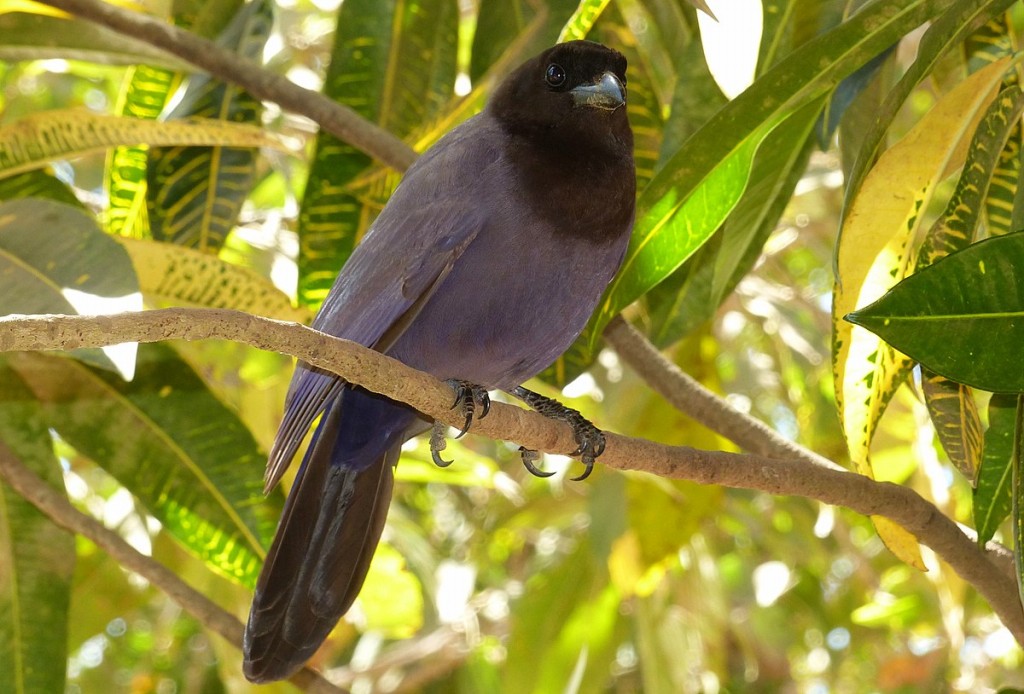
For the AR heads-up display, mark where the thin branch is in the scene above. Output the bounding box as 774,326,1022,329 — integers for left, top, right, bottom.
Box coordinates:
603,315,1020,572
34,0,417,173
0,440,345,694
1,308,1021,643
603,315,841,470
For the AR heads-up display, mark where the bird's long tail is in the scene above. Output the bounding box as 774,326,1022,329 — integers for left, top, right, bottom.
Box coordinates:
243,388,416,682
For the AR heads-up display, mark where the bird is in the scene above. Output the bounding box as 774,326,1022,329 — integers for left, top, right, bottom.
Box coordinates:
243,39,635,682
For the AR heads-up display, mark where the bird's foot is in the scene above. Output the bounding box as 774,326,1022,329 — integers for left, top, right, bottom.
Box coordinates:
510,386,606,481
430,380,491,468
447,379,491,438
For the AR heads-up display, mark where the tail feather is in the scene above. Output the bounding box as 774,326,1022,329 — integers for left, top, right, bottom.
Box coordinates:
243,392,406,682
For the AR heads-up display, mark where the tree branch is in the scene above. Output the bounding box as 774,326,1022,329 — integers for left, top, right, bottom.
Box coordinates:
603,315,842,470
0,439,345,694
1,308,1021,643
34,0,417,172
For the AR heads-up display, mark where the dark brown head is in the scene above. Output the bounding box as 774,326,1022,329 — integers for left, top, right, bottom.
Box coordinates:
489,40,632,154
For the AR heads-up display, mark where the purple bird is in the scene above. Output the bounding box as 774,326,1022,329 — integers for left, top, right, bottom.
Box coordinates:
243,39,635,682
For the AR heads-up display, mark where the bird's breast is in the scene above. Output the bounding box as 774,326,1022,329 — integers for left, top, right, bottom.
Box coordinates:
387,212,627,390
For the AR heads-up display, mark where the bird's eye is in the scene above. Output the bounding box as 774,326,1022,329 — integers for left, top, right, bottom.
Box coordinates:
545,63,566,88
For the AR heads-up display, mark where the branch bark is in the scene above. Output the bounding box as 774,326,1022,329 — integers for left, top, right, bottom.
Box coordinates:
1,308,1022,644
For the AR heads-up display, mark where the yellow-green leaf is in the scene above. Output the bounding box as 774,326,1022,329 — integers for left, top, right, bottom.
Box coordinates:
118,237,309,322
106,65,182,238
0,110,286,181
833,56,1012,570
557,0,611,43
915,85,1024,482
923,371,983,483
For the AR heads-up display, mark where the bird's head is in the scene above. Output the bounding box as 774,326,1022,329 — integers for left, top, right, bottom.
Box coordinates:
489,40,631,149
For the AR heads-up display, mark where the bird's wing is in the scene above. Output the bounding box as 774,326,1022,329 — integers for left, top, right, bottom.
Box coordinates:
263,132,495,490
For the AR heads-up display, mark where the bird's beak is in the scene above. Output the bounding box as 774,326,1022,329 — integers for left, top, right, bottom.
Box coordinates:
571,71,625,111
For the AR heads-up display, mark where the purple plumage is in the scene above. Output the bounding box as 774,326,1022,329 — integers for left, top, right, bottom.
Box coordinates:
244,40,635,682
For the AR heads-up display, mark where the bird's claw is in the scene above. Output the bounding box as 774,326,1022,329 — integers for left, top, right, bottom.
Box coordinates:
430,380,490,468
447,379,491,439
567,418,604,481
519,446,555,478
510,386,606,481
430,420,453,467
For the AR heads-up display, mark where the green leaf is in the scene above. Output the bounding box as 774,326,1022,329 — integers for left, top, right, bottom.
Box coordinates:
8,346,282,588
918,86,1024,266
1013,395,1024,607
297,0,458,307
964,14,1021,238
470,0,578,82
846,233,1024,393
0,12,188,68
595,111,769,341
922,371,983,482
557,0,611,43
0,361,74,694
0,110,284,181
650,3,725,166
646,98,819,346
106,65,182,238
146,0,273,251
0,198,139,373
470,0,531,83
105,0,242,239
964,9,1015,73
0,169,81,207
594,0,958,340
974,393,1016,545
117,237,309,322
504,539,613,694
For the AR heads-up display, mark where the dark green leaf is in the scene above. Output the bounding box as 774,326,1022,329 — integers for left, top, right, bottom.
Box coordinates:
470,0,579,82
760,0,848,75
0,199,138,373
918,86,1024,266
298,0,458,307
9,346,281,587
1013,395,1024,607
470,0,532,83
846,234,1024,392
923,369,983,482
0,361,74,694
974,393,1016,544
147,0,272,251
0,169,81,207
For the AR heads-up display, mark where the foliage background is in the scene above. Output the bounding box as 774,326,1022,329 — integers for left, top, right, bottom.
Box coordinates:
2,0,1024,692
